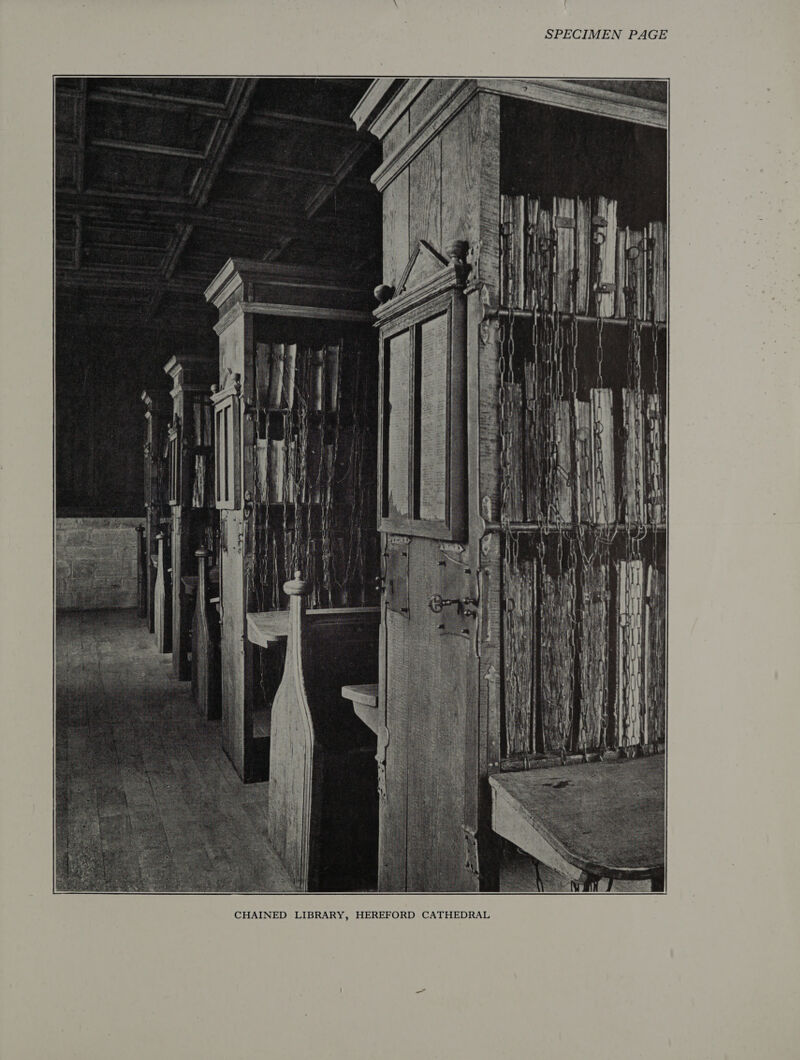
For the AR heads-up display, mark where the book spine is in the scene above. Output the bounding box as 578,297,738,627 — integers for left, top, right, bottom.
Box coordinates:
578,559,609,750
643,564,666,744
615,558,644,748
256,341,271,402
574,196,592,315
284,343,298,409
502,557,536,755
553,399,573,523
622,388,646,524
501,382,525,520
524,196,539,311
268,344,284,408
326,345,340,412
573,398,593,523
590,387,615,525
645,393,665,524
553,196,576,313
500,194,512,305
647,221,667,322
591,196,617,318
540,560,576,753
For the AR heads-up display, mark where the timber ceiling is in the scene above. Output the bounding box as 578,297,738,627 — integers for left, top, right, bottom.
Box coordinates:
55,77,381,330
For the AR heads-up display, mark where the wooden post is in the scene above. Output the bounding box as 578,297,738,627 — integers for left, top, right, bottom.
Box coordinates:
192,546,221,719
135,524,147,619
153,531,172,654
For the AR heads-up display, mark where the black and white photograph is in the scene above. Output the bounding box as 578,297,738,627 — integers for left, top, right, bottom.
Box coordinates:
2,1,798,1056
55,77,668,894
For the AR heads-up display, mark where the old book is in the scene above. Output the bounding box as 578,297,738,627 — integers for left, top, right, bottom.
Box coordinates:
202,403,213,447
501,382,525,521
643,564,666,744
614,228,628,319
540,560,576,753
590,387,616,525
256,341,271,402
500,194,513,305
309,347,324,412
325,344,340,412
255,438,269,501
578,559,609,750
622,388,646,524
524,362,541,522
615,558,644,748
192,454,206,508
512,195,526,309
591,196,618,317
553,196,576,312
267,344,284,408
573,398,593,523
647,220,668,322
624,228,648,320
645,393,666,524
503,557,536,755
536,205,553,311
574,196,592,315
524,195,540,310
283,343,298,409
551,399,573,524
268,438,285,504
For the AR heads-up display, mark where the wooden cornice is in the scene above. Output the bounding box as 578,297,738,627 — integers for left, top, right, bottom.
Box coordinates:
358,77,668,192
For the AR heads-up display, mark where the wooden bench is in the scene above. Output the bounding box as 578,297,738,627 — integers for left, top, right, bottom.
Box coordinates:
489,755,665,892
261,574,380,892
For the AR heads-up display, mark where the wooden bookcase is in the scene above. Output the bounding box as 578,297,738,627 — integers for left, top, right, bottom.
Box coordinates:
141,388,171,635
163,355,219,681
204,259,379,783
354,77,668,891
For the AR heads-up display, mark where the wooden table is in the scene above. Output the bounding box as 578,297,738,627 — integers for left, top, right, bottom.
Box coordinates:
341,683,379,736
489,755,665,891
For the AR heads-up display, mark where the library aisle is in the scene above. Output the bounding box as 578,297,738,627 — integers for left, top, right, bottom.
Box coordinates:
56,609,294,893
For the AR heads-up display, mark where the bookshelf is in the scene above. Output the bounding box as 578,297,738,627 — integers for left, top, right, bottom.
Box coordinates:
163,355,219,681
354,77,667,891
204,260,378,783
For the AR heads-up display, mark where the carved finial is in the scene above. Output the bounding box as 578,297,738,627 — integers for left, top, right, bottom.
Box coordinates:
374,283,394,305
445,239,469,265
195,546,210,558
210,383,218,394
283,572,311,596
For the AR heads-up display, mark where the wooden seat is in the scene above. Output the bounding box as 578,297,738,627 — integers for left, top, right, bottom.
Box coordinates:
341,683,379,735
489,755,665,891
265,574,380,892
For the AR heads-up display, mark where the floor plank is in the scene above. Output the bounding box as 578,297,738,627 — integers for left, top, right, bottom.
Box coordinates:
56,609,295,893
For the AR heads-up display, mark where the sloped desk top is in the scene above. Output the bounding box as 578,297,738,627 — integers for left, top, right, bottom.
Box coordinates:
489,755,665,885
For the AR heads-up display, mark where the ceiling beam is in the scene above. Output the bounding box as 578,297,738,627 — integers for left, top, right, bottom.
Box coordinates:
227,159,372,190
150,78,260,318
88,137,206,161
86,85,227,119
305,139,373,218
248,108,356,132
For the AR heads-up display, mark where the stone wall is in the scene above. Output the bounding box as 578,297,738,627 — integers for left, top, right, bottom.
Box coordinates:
57,517,143,610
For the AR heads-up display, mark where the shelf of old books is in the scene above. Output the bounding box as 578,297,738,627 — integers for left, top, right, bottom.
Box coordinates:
494,95,667,765
248,321,379,616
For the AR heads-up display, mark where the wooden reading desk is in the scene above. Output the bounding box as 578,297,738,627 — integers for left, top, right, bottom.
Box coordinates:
341,683,379,736
489,755,665,891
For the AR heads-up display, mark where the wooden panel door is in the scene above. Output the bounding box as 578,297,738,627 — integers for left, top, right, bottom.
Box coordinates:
380,535,480,891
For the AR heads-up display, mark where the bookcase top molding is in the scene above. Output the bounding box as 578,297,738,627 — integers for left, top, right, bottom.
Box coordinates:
354,77,667,193
162,354,218,392
204,256,373,334
374,239,469,324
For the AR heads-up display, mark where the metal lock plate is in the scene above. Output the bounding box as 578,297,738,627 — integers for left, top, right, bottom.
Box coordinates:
435,549,479,638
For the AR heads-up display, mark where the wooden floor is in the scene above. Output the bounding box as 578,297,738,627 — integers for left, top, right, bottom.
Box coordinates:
56,608,295,893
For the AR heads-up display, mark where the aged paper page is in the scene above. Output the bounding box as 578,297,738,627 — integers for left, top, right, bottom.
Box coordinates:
1,0,797,1057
